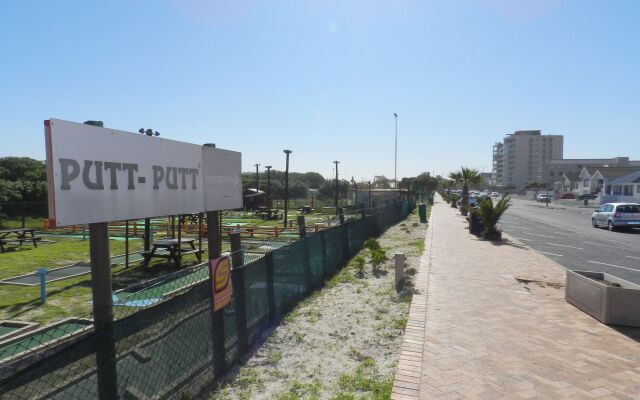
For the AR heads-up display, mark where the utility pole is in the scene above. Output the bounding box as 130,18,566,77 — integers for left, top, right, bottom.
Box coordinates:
265,165,272,219
333,161,340,217
394,112,398,188
283,150,292,227
368,181,372,210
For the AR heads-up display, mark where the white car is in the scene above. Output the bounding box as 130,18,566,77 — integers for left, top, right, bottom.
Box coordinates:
490,192,500,198
536,193,551,202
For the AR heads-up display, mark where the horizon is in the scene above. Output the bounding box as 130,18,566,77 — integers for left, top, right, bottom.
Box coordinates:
2,1,640,179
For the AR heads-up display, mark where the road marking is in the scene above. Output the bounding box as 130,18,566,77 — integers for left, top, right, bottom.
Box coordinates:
501,224,530,230
627,256,640,261
514,238,531,241
545,243,584,250
540,251,563,257
587,260,640,272
518,232,556,238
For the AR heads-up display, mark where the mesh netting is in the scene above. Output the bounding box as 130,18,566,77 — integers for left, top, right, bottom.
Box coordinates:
0,200,414,399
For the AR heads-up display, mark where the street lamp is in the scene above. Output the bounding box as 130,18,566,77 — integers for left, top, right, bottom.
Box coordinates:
254,163,261,193
333,160,340,217
138,127,160,252
283,150,292,227
393,112,398,188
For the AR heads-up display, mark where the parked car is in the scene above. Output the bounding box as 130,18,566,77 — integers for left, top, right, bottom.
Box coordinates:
536,193,551,202
456,196,480,208
560,193,576,199
592,203,640,231
490,192,500,198
579,193,597,200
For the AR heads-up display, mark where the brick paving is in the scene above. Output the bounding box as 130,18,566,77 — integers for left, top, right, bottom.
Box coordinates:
392,196,640,400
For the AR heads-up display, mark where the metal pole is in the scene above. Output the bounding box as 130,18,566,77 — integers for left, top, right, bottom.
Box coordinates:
89,222,118,400
254,163,260,193
333,161,340,217
368,181,372,210
125,220,129,268
266,165,272,218
394,112,398,188
283,150,292,227
144,217,150,252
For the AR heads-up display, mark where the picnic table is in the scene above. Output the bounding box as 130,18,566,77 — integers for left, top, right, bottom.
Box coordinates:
141,238,202,267
0,228,42,252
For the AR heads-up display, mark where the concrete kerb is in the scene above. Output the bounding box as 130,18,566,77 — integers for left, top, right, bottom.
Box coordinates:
390,204,434,400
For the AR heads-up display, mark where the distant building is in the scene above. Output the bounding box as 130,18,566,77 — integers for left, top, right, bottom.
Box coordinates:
347,188,407,208
492,130,563,189
548,157,640,183
492,143,504,186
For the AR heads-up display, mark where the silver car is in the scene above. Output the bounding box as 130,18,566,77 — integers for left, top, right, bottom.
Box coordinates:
592,203,640,231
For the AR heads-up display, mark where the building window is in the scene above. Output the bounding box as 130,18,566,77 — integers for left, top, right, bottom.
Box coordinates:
550,172,554,176
637,184,640,194
613,186,622,195
624,185,633,196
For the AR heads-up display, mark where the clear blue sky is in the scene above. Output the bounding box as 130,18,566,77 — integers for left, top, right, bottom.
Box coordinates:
2,0,639,180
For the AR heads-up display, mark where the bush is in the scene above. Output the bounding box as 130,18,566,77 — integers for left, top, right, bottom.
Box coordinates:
363,238,381,252
370,248,388,273
352,255,366,277
476,195,511,240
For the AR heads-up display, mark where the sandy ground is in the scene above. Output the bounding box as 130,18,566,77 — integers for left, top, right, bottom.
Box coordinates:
209,208,429,400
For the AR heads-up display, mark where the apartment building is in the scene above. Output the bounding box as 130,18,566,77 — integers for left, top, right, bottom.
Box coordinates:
492,142,504,186
492,130,563,189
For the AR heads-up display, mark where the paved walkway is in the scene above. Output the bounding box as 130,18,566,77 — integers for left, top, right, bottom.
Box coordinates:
392,196,640,400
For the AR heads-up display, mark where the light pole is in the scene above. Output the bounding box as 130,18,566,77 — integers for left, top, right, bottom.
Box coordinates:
368,181,372,209
394,112,398,188
265,165,272,218
333,161,340,217
254,163,260,193
138,127,160,252
283,150,292,227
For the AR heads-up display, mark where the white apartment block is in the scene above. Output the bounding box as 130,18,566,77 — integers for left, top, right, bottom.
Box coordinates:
492,130,563,189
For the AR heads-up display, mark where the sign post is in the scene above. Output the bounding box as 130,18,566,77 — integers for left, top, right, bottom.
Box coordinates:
44,121,243,392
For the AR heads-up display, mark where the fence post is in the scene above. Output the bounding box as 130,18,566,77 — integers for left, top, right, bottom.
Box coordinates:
206,210,226,377
265,252,277,324
89,222,118,400
37,268,47,304
320,231,328,279
341,222,350,262
297,215,313,289
229,231,249,355
338,208,345,225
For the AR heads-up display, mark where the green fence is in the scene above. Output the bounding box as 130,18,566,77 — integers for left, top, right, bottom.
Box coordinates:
0,200,413,399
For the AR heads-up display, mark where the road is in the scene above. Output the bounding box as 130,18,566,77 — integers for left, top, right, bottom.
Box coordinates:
499,198,640,284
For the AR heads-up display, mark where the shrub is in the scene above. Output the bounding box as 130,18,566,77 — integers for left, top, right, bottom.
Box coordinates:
370,248,388,273
352,255,366,277
363,238,381,252
476,195,511,240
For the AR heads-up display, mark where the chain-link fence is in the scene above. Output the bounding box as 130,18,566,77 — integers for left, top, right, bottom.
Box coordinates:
0,200,414,399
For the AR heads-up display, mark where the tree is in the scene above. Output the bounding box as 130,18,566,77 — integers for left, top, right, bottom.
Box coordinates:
317,179,350,201
449,167,483,213
0,157,48,204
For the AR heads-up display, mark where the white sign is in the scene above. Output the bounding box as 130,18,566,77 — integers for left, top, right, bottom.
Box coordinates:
45,119,242,226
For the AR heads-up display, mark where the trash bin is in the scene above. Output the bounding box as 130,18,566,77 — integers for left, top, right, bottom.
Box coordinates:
419,203,427,223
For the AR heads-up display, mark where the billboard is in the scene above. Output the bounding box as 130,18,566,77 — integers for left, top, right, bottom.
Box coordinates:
45,119,242,226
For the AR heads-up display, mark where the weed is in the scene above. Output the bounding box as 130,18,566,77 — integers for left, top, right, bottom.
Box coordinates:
392,317,407,330
352,255,366,277
278,379,321,400
294,332,306,343
266,351,282,365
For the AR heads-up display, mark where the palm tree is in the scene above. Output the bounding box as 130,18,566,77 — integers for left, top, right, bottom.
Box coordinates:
449,167,483,215
476,195,511,240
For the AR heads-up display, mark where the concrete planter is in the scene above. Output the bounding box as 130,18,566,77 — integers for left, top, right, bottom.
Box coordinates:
565,270,640,327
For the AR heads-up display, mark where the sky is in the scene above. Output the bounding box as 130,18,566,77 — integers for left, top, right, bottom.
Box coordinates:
1,0,640,181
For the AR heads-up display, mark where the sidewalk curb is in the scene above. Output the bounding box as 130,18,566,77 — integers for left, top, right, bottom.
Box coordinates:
390,205,435,400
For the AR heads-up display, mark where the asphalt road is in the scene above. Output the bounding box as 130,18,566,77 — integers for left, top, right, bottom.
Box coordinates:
499,198,640,284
